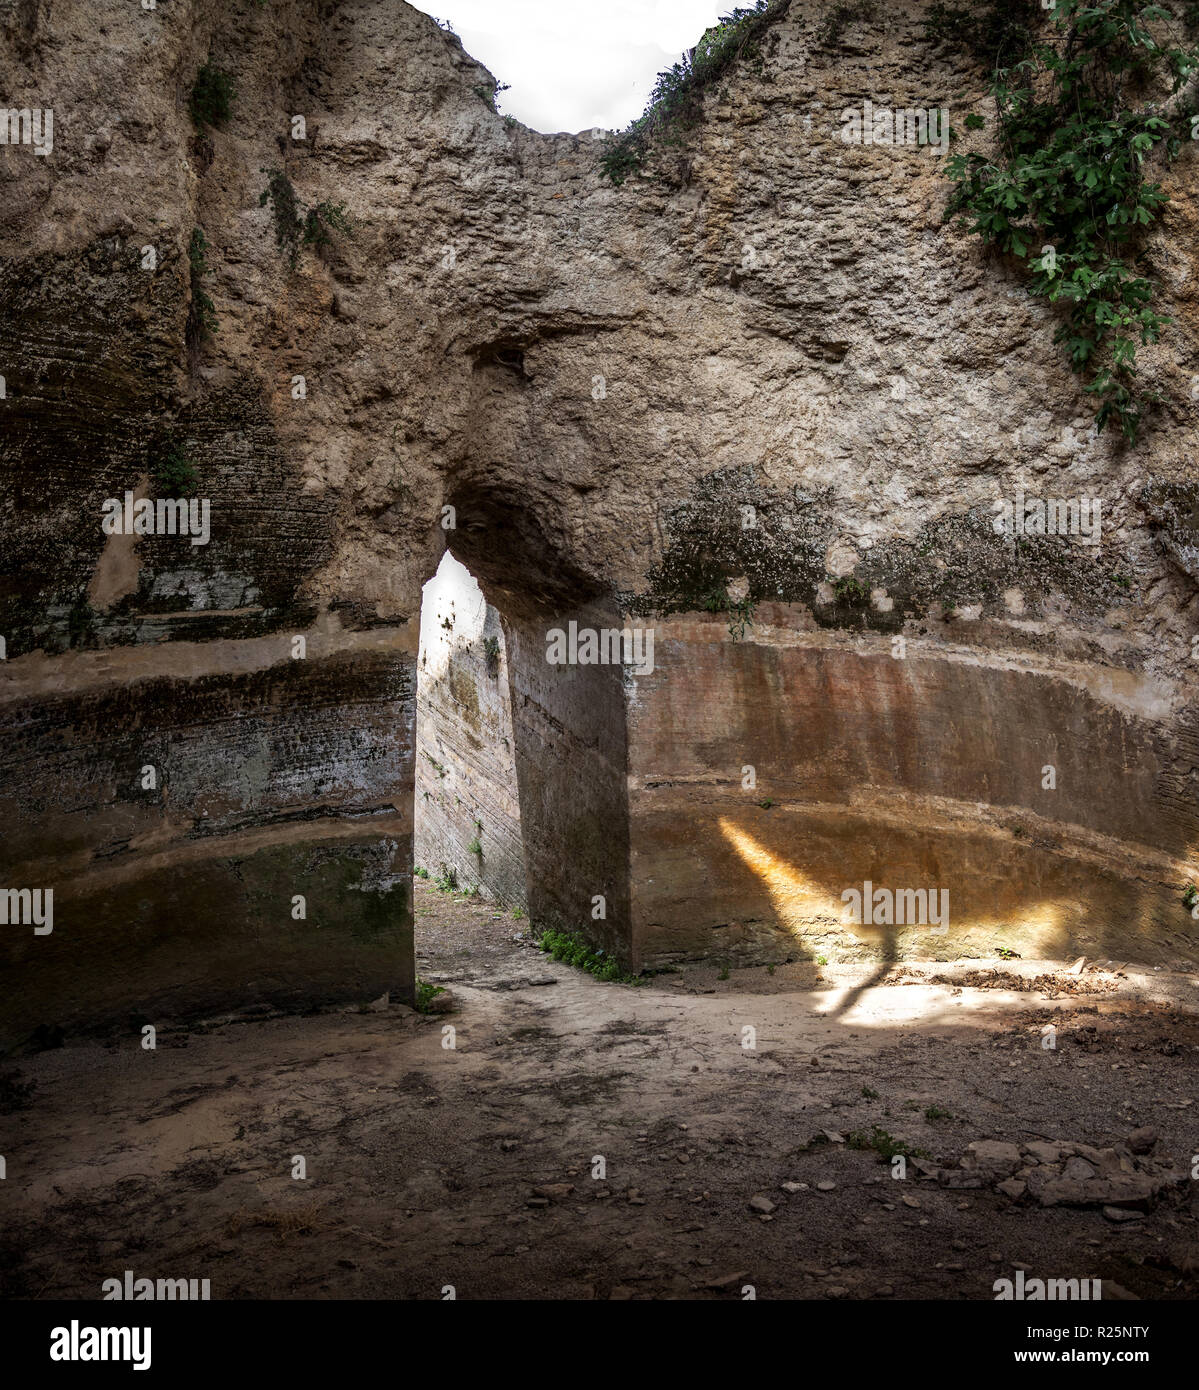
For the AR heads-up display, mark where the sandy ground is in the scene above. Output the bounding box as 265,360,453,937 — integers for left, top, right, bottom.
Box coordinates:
2,881,1198,1301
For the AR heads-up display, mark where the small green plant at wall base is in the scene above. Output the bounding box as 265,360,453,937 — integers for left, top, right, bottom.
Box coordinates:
152,440,198,497
963,112,985,130
434,865,459,893
466,837,482,856
414,979,445,1013
995,945,1020,959
414,866,430,879
1183,883,1198,912
816,954,829,966
189,62,236,131
942,0,1199,440
925,1105,952,1122
512,906,525,919
537,929,639,983
861,1085,880,1099
758,798,774,809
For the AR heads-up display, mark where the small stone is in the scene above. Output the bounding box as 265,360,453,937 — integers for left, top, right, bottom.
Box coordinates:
780,1181,806,1194
901,1194,921,1209
748,1194,776,1214
816,1180,837,1192
1103,1205,1144,1224
531,1183,575,1200
944,1173,983,1190
1063,1157,1097,1182
1025,1141,1064,1164
1127,1126,1158,1155
997,1178,1027,1200
967,1140,1023,1175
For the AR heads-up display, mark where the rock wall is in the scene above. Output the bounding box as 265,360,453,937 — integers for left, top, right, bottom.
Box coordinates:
3,0,1198,1045
415,554,525,907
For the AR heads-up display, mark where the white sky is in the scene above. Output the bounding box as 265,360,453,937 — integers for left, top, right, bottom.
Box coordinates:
412,0,732,134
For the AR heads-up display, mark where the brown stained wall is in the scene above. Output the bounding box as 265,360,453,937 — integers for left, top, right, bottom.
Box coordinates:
0,640,416,1049
628,614,1196,967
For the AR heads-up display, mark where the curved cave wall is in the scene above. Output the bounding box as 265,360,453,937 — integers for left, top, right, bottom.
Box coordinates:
628,613,1197,967
2,0,1198,1045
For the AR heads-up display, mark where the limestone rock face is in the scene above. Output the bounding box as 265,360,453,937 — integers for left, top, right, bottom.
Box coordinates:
2,0,1198,1043
415,555,525,908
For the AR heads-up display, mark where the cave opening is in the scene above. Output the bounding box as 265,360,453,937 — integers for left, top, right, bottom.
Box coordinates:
415,551,528,912
412,481,635,976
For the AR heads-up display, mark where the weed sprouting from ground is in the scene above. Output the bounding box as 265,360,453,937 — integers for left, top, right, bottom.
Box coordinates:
847,1125,929,1160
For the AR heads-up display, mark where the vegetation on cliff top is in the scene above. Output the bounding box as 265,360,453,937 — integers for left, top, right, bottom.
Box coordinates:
599,0,787,184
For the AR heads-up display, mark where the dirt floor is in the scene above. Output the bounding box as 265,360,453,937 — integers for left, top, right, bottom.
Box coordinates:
2,881,1198,1301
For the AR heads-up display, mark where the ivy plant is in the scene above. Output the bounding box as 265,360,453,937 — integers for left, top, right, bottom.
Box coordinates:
942,1,1199,441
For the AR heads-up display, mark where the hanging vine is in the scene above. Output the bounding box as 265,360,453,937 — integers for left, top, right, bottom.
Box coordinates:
939,1,1199,441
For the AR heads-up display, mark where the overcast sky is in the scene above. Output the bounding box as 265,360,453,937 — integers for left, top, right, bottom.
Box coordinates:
412,0,731,134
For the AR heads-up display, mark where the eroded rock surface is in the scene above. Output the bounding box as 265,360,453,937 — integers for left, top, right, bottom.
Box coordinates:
2,0,1198,1043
